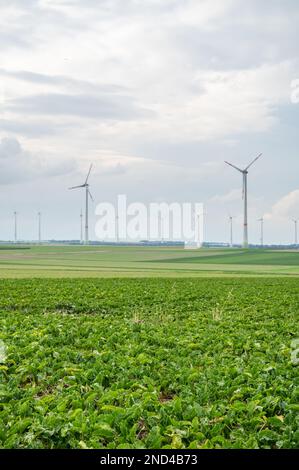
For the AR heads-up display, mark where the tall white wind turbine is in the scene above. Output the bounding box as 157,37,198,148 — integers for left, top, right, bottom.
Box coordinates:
69,164,94,245
225,154,262,248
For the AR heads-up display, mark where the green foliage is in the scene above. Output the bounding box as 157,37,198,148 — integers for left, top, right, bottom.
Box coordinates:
162,249,299,266
0,278,298,448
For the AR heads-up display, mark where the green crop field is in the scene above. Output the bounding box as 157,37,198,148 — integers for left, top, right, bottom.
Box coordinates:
0,246,298,449
1,245,299,277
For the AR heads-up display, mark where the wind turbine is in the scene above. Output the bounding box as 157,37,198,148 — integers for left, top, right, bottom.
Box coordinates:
258,216,264,247
225,153,262,248
38,212,42,244
158,213,164,243
80,210,83,244
196,212,202,248
292,218,298,246
69,164,94,245
115,206,119,243
228,215,235,248
14,211,18,243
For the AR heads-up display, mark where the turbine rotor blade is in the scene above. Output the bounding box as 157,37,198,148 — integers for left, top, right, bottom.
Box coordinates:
88,189,94,202
245,153,262,171
69,184,86,190
85,163,93,185
225,161,243,172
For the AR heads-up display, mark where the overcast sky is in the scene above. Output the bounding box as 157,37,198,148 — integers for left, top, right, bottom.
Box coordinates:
0,0,298,243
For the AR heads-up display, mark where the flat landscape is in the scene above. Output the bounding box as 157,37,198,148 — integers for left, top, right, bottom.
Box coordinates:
0,246,298,448
1,245,299,277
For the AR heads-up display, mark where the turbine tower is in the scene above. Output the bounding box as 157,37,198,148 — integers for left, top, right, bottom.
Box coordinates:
38,212,42,244
196,212,201,248
14,211,18,243
292,218,298,246
69,164,94,245
115,207,119,243
159,214,165,243
258,217,264,247
228,215,235,248
225,153,262,248
195,208,206,248
80,210,83,244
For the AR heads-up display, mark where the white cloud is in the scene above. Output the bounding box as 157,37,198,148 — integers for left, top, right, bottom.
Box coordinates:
210,188,241,204
0,1,297,147
265,190,299,221
0,137,74,184
175,0,235,28
0,0,298,242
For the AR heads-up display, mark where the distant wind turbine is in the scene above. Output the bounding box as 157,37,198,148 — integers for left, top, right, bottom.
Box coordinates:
38,212,42,244
80,210,83,244
115,206,119,243
292,218,298,246
159,213,164,242
228,215,235,248
14,211,18,243
69,164,94,245
258,216,264,247
225,154,262,248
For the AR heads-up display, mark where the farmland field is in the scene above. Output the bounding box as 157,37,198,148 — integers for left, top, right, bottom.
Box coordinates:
1,245,299,277
0,246,298,449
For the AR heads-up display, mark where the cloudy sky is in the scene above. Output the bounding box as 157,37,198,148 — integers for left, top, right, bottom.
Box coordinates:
0,0,298,243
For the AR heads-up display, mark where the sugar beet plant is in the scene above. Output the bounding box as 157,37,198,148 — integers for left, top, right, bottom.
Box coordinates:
0,278,298,448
